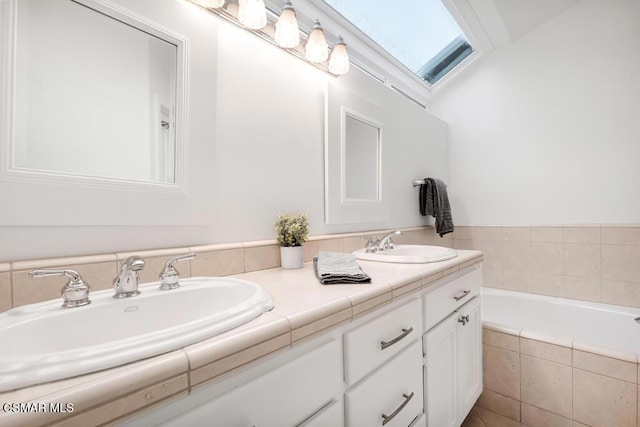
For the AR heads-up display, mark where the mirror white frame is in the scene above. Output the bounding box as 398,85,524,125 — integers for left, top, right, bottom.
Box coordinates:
0,0,188,193
325,86,390,225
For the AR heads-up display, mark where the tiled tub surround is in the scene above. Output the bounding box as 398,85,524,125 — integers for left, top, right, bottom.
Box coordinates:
0,227,472,427
453,225,640,308
478,293,640,427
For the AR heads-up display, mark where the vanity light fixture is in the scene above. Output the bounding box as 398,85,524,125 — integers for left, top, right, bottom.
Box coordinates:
238,0,267,29
275,1,300,49
305,19,329,63
187,0,349,76
328,35,349,75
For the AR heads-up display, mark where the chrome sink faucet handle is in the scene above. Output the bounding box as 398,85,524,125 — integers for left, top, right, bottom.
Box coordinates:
29,269,91,308
113,256,145,298
378,230,403,251
159,253,196,290
361,236,380,253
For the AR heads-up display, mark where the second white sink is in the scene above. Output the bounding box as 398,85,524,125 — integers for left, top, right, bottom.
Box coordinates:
0,277,273,392
354,245,458,264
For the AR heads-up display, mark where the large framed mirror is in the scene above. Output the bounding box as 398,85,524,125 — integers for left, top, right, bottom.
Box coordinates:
2,0,187,189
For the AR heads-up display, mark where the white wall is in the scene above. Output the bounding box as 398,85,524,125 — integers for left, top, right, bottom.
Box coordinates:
205,19,449,243
0,0,448,261
431,0,640,225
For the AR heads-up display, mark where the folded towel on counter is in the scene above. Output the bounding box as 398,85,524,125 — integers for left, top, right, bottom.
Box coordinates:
313,252,371,285
419,177,454,237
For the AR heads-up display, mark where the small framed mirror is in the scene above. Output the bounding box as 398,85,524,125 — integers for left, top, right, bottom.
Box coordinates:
325,86,390,225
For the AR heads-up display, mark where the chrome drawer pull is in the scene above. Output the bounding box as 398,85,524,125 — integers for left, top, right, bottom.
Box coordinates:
453,289,471,301
380,327,414,350
381,392,414,426
458,314,470,325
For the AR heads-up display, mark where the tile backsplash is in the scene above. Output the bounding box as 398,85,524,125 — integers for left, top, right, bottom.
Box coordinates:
4,224,638,312
453,225,640,308
0,226,451,312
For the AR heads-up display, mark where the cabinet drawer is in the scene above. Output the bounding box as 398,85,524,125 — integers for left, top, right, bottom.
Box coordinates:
135,339,342,427
345,340,424,427
344,298,422,385
423,264,481,331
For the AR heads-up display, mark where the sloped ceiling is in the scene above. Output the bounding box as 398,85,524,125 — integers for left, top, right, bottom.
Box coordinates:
467,0,583,47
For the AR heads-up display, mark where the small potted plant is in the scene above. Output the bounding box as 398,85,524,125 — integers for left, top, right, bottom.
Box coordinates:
275,213,309,269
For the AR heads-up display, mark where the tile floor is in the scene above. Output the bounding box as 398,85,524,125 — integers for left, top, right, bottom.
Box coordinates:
462,406,525,427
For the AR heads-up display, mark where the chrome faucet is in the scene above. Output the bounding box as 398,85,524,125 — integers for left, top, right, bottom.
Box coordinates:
113,256,145,298
378,230,403,251
29,269,91,308
159,253,196,290
361,235,381,253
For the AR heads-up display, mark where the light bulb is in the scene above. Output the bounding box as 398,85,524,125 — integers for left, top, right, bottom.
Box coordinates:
329,36,349,75
195,0,225,7
238,0,267,30
305,20,329,63
275,1,300,48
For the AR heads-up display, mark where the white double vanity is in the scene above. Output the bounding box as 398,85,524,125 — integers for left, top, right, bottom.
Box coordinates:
125,259,482,427
1,0,481,424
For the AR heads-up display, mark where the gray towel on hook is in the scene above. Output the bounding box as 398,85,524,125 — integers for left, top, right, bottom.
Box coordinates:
420,177,454,237
313,252,371,285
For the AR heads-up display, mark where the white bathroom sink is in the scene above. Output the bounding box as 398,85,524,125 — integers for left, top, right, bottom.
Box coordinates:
353,245,458,264
0,277,273,392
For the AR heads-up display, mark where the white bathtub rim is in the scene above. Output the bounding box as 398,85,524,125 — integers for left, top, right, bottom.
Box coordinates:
573,341,638,364
481,288,640,363
482,287,640,316
483,323,575,352
482,321,521,337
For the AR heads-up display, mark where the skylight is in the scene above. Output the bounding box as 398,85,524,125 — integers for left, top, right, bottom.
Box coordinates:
323,0,473,85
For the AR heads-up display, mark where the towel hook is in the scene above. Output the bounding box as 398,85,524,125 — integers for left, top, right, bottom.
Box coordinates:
412,179,425,187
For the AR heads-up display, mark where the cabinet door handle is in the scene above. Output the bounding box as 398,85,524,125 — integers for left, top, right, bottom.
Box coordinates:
380,327,413,350
453,289,471,301
381,392,414,426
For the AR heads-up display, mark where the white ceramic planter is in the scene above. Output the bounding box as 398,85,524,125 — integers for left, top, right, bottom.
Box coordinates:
280,246,303,269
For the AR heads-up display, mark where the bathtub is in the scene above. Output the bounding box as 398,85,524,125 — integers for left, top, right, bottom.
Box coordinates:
479,288,640,425
481,287,640,359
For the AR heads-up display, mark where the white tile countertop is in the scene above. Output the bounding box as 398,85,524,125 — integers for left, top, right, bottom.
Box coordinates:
0,249,482,427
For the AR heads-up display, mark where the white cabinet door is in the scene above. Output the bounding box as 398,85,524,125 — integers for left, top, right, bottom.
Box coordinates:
424,313,458,427
424,296,482,427
456,296,482,423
